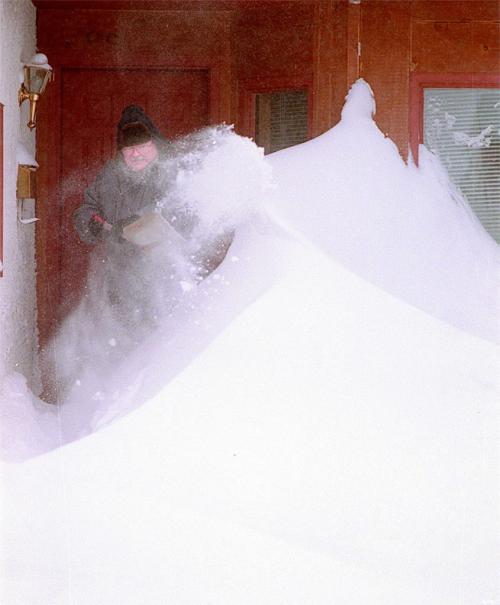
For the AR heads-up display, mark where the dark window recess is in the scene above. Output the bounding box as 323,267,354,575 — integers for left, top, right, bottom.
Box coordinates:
255,90,309,155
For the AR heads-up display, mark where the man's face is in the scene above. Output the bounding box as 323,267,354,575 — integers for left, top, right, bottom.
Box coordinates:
122,140,158,171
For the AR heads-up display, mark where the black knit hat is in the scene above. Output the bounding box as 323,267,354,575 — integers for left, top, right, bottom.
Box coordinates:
117,122,152,149
116,105,166,149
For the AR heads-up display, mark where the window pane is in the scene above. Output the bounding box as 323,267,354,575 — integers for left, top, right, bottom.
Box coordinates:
255,90,308,155
423,87,500,243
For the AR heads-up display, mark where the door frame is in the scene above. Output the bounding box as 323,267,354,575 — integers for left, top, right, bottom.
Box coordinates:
36,62,225,347
409,72,500,164
238,76,314,142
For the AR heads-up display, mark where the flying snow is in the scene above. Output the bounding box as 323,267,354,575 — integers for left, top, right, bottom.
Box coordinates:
164,124,272,233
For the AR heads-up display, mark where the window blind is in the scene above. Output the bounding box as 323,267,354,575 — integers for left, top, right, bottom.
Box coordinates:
256,90,308,155
423,87,500,244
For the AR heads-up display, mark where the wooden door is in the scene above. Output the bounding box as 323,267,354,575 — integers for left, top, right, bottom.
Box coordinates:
59,68,210,317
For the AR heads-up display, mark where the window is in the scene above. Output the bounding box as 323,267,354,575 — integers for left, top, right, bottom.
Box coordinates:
423,87,500,243
255,90,309,155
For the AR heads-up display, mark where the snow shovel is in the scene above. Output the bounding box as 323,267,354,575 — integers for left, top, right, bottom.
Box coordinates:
121,211,187,248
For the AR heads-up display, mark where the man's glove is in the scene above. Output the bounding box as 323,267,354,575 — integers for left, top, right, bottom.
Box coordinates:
88,213,106,238
110,215,140,242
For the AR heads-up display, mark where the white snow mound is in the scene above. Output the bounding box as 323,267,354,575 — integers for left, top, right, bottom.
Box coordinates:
2,220,499,604
267,78,500,343
1,79,499,605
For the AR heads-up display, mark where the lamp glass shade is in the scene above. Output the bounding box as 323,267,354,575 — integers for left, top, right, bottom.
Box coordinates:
24,65,51,95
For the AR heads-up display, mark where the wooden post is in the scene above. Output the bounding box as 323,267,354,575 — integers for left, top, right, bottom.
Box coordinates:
347,0,361,89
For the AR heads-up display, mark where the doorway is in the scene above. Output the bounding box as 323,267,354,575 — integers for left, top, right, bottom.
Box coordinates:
55,68,210,328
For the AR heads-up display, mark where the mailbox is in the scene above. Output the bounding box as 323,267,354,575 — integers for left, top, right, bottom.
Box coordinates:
17,164,37,199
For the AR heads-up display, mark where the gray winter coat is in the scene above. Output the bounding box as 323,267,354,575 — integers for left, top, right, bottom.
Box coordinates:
74,104,194,251
72,110,232,337
74,155,192,243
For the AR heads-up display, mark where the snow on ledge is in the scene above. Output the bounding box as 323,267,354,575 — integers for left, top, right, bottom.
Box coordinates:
341,78,376,122
17,142,38,167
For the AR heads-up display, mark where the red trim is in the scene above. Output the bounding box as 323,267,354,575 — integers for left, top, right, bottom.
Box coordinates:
239,76,314,141
409,73,500,164
36,65,63,345
33,1,288,9
0,104,3,278
347,1,360,88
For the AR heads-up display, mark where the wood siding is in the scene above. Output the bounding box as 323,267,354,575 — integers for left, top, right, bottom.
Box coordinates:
358,0,500,156
33,0,500,347
35,7,233,345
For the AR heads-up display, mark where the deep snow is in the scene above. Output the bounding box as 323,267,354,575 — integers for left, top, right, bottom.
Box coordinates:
0,80,499,604
267,80,499,343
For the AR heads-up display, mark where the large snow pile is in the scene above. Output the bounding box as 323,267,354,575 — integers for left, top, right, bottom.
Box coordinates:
1,80,499,604
268,80,499,343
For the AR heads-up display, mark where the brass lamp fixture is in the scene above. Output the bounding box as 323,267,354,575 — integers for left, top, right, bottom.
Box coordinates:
18,53,53,130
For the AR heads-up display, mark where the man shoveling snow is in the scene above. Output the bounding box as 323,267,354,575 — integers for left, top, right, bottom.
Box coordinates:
73,105,232,337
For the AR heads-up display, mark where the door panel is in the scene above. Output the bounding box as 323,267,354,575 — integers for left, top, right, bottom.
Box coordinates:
59,68,210,316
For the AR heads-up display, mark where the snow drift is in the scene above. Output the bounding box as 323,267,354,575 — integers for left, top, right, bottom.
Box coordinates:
1,80,499,605
268,79,499,343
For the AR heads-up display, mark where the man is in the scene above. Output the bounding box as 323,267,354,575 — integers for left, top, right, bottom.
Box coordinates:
73,105,197,336
74,105,232,338
74,104,182,245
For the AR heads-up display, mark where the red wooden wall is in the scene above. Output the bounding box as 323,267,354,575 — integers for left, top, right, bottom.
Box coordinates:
357,0,500,155
34,0,348,347
33,0,500,349
35,4,234,345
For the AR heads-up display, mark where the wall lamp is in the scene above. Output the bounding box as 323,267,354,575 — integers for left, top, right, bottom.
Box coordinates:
18,53,53,130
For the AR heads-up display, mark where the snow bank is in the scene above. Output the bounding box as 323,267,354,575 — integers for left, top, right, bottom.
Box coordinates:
1,226,498,603
0,372,57,461
267,79,500,343
1,79,499,604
